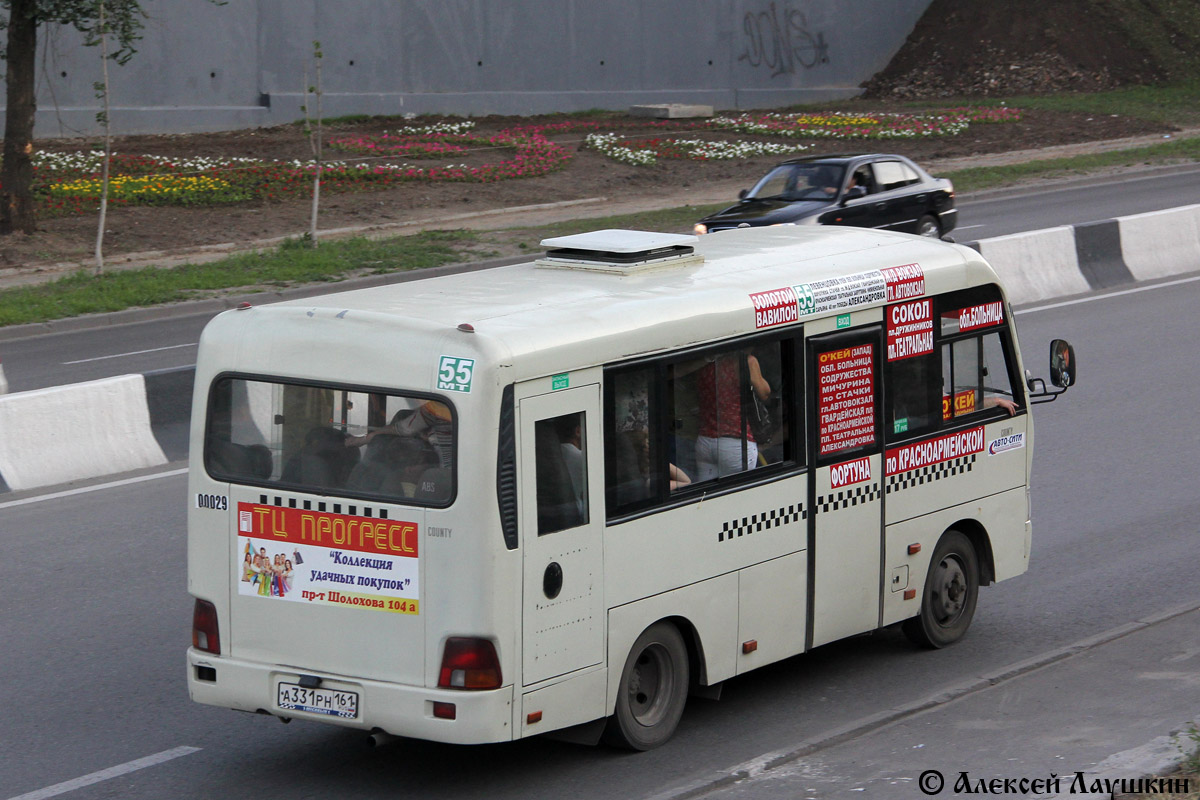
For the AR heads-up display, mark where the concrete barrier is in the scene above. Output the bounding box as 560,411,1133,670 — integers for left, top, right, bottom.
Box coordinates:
972,226,1091,305
1117,204,1200,282
0,374,167,492
1,203,1198,494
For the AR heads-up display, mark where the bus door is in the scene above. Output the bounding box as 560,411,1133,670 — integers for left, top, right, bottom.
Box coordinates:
807,327,885,649
517,385,605,686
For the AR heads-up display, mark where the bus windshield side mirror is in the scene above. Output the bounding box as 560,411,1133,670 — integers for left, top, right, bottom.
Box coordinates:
1049,339,1075,388
1026,339,1076,403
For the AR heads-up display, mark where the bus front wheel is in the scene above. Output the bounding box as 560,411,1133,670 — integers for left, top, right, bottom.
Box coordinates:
903,530,979,648
603,622,689,750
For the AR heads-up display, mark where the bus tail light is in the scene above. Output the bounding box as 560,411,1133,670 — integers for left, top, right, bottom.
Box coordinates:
438,637,501,690
192,599,221,655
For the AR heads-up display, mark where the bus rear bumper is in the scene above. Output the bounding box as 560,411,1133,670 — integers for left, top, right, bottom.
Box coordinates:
186,648,515,744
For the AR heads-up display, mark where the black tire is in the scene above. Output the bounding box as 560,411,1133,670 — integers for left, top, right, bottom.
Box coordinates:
603,622,690,750
916,214,941,238
903,530,979,648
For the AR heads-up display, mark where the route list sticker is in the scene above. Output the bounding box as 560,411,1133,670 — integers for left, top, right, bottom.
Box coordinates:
887,299,934,361
818,343,876,456
751,264,925,330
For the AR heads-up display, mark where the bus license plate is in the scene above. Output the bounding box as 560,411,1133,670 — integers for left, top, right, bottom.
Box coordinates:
277,682,359,719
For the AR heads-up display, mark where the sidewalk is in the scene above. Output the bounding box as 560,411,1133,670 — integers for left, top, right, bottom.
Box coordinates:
654,605,1200,800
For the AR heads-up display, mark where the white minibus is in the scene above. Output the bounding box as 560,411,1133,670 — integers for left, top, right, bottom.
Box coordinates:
187,225,1073,750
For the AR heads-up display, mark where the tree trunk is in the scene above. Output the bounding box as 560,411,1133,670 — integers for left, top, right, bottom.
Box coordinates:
1,0,39,235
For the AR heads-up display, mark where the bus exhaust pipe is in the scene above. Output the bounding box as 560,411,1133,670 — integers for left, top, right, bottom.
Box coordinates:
368,730,400,749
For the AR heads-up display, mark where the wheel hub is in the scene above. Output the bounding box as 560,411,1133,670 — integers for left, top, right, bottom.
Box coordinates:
628,647,669,723
932,557,966,623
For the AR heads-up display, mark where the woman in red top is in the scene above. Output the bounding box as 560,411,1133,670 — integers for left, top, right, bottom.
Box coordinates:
695,351,771,481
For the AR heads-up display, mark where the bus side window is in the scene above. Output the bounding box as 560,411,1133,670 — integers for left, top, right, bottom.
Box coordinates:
606,367,660,512
887,351,940,440
604,334,797,519
980,332,1020,413
942,333,1020,419
535,412,589,535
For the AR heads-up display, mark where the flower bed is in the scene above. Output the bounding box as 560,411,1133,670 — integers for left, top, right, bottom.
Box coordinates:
327,121,574,180
585,107,1023,164
586,132,813,165
17,106,1020,216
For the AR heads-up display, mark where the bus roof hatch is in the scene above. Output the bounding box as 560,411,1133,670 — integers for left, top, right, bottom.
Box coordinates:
536,229,704,274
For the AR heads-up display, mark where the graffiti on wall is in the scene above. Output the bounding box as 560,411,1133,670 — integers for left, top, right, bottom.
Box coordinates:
738,2,830,77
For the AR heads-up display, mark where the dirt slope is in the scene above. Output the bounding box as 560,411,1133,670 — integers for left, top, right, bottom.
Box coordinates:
863,0,1200,98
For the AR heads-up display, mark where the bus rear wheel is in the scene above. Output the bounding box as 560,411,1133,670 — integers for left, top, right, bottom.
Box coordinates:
903,530,979,648
603,622,689,750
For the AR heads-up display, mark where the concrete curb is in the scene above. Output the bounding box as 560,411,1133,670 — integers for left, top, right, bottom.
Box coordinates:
0,202,1198,494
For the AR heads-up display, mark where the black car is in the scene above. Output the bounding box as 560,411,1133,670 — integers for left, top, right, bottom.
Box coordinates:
694,154,956,239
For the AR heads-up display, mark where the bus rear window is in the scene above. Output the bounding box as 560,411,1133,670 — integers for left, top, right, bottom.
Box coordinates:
205,377,455,506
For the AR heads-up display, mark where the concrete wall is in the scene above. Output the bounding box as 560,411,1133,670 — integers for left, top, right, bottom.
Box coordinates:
6,0,932,137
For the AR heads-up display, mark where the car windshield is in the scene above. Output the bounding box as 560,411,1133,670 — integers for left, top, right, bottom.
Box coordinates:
748,163,846,201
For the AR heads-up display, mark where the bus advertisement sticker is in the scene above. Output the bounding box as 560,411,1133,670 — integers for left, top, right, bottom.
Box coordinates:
236,502,420,615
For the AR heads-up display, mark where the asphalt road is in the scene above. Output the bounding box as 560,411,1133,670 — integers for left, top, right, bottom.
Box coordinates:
2,273,1198,800
3,163,1200,393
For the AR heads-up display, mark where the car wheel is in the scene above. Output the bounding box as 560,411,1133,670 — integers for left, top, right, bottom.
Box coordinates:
903,530,979,649
916,215,941,238
603,622,690,750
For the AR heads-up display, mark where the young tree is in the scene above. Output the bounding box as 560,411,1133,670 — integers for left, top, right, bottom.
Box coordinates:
0,0,144,235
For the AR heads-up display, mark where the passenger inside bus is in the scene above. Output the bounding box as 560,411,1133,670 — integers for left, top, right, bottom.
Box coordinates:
535,413,587,534
692,350,771,481
346,433,439,497
282,426,359,486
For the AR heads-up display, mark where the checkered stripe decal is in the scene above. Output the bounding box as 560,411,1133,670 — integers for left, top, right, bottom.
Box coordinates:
718,504,806,542
816,483,881,513
885,453,977,493
257,494,389,519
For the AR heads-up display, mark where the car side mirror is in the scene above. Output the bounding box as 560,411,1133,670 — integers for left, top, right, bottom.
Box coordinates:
844,186,866,200
1049,339,1075,388
738,189,749,200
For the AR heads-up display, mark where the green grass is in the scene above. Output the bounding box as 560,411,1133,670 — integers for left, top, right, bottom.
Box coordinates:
824,81,1200,128
942,135,1200,192
982,82,1200,127
0,230,481,327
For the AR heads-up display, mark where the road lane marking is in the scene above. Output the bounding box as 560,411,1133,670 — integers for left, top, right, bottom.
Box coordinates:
1017,273,1200,315
0,468,186,511
62,342,198,364
5,746,201,800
